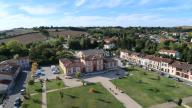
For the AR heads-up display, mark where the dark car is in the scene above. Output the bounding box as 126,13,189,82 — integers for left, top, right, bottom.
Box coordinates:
14,97,22,107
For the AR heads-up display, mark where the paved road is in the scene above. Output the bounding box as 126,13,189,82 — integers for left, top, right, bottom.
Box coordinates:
3,70,29,108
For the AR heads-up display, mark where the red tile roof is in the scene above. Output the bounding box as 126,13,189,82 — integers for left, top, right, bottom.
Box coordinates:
145,56,173,63
60,58,84,68
171,61,192,70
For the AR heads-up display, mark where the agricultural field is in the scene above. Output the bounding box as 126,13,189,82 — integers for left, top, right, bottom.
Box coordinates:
49,30,88,38
0,33,47,44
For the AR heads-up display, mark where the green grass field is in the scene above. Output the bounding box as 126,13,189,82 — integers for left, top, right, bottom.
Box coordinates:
46,79,64,90
47,83,124,108
22,94,42,108
112,67,192,108
27,82,42,94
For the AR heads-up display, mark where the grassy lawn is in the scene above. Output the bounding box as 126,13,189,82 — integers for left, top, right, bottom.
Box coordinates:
47,83,124,108
22,94,42,108
112,67,192,108
27,82,42,94
46,79,64,90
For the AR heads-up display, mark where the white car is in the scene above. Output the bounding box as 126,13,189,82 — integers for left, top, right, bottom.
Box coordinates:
65,76,72,79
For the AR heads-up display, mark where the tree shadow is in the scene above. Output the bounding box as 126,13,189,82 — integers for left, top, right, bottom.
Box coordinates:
97,98,111,104
63,93,79,99
94,90,103,94
149,77,158,80
33,99,42,105
123,68,138,72
35,88,43,93
72,106,79,108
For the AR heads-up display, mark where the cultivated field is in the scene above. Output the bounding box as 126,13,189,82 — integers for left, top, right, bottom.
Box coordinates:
0,33,47,44
50,30,88,38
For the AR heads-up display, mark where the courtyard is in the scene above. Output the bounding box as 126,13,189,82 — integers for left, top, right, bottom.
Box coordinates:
112,67,192,108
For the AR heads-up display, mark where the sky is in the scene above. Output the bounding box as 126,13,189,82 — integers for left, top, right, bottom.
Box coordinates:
0,0,192,30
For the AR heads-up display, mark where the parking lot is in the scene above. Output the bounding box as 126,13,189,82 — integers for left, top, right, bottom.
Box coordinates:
35,66,62,81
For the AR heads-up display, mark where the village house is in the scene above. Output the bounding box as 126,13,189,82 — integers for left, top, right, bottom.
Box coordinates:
169,61,192,81
120,50,192,82
140,55,155,69
120,50,141,65
76,49,105,58
103,37,115,50
0,60,20,94
159,49,180,59
59,58,84,76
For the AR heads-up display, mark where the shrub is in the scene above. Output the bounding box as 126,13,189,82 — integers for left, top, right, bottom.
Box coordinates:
178,98,183,106
28,80,34,85
89,88,96,93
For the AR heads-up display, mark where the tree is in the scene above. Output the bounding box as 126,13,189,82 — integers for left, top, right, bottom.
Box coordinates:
75,72,81,79
31,62,38,77
178,98,183,106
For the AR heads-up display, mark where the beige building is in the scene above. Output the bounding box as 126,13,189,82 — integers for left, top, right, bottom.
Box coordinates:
59,58,84,76
60,49,117,76
80,55,104,72
169,61,192,81
120,50,140,65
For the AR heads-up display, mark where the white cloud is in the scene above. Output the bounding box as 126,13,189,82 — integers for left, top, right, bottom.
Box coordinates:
0,2,10,18
87,0,134,8
19,5,57,15
75,0,86,7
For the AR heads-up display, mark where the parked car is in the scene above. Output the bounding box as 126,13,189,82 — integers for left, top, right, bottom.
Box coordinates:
20,88,26,95
35,70,45,77
51,65,59,74
65,76,72,79
14,97,22,108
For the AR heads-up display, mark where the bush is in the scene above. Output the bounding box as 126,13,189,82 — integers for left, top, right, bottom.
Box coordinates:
89,88,96,93
28,80,34,85
178,98,182,106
